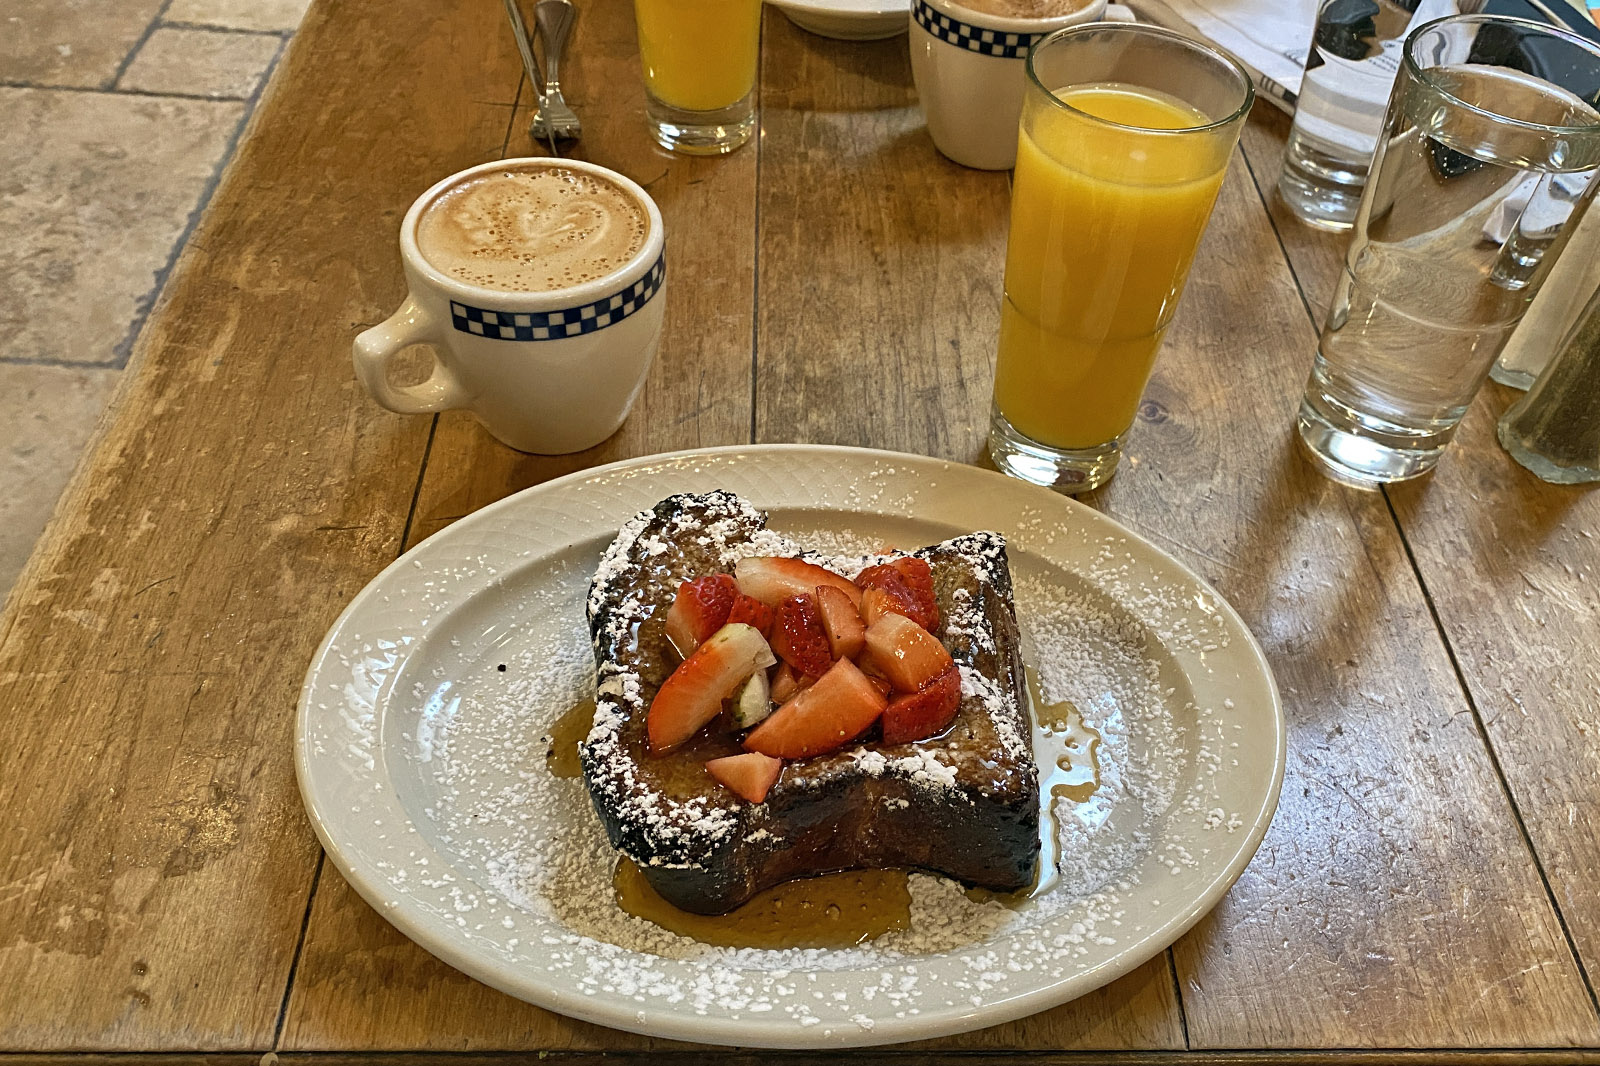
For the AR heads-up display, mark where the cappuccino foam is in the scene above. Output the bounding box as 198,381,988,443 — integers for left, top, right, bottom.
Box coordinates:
416,165,648,293
952,0,1089,17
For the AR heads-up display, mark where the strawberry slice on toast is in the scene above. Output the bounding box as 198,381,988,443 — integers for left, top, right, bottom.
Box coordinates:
705,752,784,803
664,574,739,657
743,656,888,760
736,556,862,609
647,622,776,754
863,611,956,693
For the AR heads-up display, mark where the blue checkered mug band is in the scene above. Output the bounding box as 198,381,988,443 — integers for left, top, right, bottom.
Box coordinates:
912,0,1048,58
449,254,665,341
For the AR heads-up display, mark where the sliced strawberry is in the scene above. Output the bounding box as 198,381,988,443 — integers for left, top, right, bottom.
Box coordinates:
727,593,776,638
854,563,907,594
887,556,940,632
863,612,954,693
769,661,815,704
814,584,866,661
705,752,783,803
856,646,889,679
858,585,904,627
856,563,936,631
648,623,776,754
744,657,888,759
736,556,862,609
771,593,834,677
664,574,739,658
881,667,962,744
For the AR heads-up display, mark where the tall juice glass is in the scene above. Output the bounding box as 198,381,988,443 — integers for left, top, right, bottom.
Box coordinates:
633,0,762,154
989,24,1253,493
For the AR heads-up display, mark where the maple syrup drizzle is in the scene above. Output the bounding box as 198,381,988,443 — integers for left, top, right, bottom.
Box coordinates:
559,700,911,949
545,699,595,779
1031,666,1102,803
969,666,1103,905
615,858,912,949
572,657,1101,932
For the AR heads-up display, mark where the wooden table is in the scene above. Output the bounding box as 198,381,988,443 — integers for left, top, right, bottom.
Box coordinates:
4,0,1599,1060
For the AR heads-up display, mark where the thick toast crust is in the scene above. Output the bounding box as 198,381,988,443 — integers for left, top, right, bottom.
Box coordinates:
580,491,1039,915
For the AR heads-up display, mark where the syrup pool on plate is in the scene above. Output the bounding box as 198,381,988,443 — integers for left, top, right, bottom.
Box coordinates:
967,665,1103,904
613,859,912,950
547,696,912,949
545,698,595,779
546,660,1108,937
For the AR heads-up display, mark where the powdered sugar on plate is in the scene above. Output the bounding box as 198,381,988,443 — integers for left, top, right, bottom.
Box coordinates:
298,449,1281,1046
382,515,1208,1009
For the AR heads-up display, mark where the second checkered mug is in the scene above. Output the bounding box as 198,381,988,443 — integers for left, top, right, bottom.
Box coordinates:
354,158,666,454
910,0,1132,170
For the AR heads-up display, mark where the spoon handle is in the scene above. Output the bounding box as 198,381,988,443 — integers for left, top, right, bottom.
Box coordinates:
535,0,575,89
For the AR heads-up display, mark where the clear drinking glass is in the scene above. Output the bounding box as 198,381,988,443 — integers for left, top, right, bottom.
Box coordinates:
988,23,1253,494
1297,14,1600,487
1489,194,1600,387
1278,0,1453,232
632,0,761,154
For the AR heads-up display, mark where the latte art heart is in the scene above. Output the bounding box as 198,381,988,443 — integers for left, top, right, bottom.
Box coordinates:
417,165,649,293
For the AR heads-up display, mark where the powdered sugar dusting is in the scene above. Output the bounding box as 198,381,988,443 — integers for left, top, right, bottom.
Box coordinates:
389,513,1210,1008
303,460,1276,1042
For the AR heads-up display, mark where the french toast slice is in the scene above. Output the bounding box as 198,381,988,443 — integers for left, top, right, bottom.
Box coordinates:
580,490,1038,915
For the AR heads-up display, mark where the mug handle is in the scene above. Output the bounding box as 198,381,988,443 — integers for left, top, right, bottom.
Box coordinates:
351,296,470,414
1103,3,1136,20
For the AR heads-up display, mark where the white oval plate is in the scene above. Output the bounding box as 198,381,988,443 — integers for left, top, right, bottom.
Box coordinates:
768,0,908,40
296,444,1283,1049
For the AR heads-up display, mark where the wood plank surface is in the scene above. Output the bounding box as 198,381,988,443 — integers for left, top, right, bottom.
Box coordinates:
755,13,1187,1051
282,7,1184,1051
1123,139,1598,1048
749,14,1599,1045
1387,383,1600,1002
15,1049,1600,1056
1238,96,1600,1015
755,17,1006,460
0,0,523,1049
1235,105,1344,317
280,0,760,1048
6,0,1600,1052
397,18,761,548
1377,223,1600,1004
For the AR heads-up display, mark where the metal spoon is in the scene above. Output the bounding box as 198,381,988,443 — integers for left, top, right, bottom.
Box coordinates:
529,0,581,144
501,0,558,154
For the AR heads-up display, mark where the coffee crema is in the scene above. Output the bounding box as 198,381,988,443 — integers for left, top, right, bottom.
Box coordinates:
951,0,1090,17
415,165,648,293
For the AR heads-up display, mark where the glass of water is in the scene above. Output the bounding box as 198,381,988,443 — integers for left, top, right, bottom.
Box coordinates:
1279,0,1454,232
1297,14,1600,487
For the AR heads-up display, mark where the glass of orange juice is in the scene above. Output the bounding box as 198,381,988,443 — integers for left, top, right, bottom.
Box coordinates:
989,24,1252,493
633,0,762,155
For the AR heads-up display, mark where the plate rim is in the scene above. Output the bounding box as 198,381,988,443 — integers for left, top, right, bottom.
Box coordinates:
295,442,1285,1048
765,0,909,22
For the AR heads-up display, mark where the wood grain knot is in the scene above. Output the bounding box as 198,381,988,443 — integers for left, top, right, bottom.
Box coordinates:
1138,399,1170,425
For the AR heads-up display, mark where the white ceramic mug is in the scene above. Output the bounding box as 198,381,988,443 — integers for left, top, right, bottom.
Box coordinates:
353,158,667,454
910,0,1134,170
